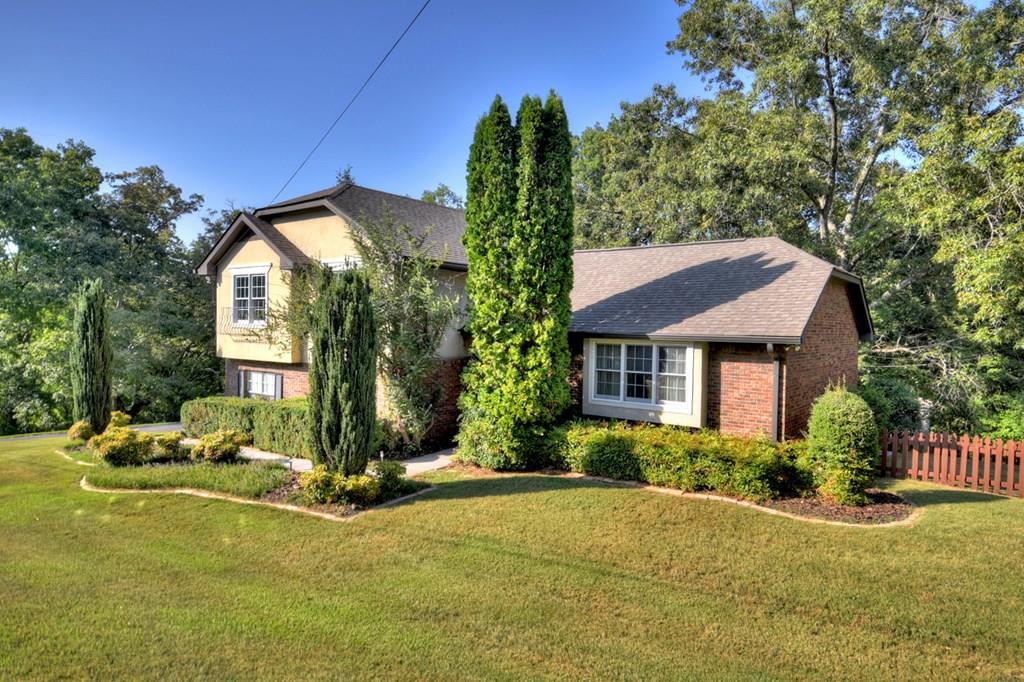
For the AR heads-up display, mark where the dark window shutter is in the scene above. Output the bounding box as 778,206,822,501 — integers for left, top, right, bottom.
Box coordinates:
274,374,283,400
238,369,246,397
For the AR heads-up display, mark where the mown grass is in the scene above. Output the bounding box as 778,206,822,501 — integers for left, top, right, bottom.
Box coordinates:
85,460,289,498
1,437,1023,679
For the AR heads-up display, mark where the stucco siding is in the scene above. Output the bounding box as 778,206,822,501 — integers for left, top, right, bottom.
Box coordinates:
270,208,360,263
215,236,299,363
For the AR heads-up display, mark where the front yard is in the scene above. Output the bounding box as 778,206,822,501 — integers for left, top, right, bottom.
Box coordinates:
2,436,1023,679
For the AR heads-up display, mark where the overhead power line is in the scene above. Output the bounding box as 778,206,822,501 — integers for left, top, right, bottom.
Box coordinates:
269,0,433,204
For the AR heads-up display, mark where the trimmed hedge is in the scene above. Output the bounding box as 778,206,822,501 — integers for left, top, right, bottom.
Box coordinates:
181,397,311,458
551,420,809,502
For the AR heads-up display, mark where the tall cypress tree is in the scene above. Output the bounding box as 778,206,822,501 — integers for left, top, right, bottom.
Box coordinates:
308,267,377,475
459,91,575,469
70,278,113,434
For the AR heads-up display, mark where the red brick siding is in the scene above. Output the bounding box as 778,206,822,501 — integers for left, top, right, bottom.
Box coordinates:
707,345,777,438
420,358,467,444
225,359,310,398
780,279,860,439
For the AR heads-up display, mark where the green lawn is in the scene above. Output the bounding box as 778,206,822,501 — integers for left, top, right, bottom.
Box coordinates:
2,437,1023,680
85,460,289,498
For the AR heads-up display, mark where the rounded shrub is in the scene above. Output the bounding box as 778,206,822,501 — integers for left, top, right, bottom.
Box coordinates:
300,465,381,506
806,386,880,505
190,430,243,463
67,420,94,441
153,432,187,462
108,411,131,429
88,427,154,466
372,460,408,497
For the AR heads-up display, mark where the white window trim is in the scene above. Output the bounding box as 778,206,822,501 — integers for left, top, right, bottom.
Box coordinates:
228,263,272,275
232,271,269,329
587,339,694,414
242,370,282,400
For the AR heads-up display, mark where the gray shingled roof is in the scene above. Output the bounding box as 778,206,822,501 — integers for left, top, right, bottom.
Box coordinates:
570,237,871,344
323,184,467,266
245,213,310,268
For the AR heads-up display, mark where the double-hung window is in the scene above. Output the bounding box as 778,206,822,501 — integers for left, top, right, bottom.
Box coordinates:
589,340,692,410
233,273,267,324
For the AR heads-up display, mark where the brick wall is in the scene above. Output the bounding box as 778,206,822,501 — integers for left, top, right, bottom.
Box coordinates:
707,344,777,438
225,359,310,398
780,279,860,439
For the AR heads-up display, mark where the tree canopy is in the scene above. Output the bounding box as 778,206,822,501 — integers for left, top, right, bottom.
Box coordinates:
573,0,1024,433
0,128,223,434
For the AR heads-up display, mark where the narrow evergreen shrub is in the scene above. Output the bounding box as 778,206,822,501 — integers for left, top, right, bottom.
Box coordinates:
88,427,153,466
70,278,112,434
557,420,808,501
308,268,377,475
67,420,94,441
806,387,880,506
458,92,575,470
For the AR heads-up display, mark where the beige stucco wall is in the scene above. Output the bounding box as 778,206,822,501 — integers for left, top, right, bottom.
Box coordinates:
580,339,707,428
270,208,359,262
214,236,300,363
217,208,468,365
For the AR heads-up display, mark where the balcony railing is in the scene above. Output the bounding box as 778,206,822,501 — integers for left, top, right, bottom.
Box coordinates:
218,307,268,338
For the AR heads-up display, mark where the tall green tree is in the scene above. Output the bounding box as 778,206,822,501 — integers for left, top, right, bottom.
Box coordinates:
308,267,377,475
459,92,574,469
352,214,459,452
70,278,112,433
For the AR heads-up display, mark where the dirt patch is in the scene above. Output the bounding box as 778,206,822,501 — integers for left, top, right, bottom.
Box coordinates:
761,489,912,525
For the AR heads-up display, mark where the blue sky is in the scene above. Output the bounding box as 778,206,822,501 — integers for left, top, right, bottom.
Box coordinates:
2,0,704,242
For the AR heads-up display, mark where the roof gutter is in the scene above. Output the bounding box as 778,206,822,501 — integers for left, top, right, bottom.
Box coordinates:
568,330,803,346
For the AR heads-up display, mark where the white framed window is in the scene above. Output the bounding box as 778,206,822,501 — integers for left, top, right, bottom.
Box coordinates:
233,273,267,325
588,340,692,411
241,370,281,400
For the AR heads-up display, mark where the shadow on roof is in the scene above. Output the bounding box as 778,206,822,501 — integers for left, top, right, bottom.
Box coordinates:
571,252,797,337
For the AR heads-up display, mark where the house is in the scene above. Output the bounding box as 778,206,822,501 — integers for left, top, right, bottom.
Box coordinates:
194,183,470,441
196,182,872,441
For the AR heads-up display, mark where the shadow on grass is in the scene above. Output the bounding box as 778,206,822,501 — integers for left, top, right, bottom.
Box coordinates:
406,472,1021,512
404,472,624,506
890,483,1016,508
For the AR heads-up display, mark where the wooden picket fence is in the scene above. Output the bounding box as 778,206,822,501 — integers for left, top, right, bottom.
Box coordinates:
878,429,1024,498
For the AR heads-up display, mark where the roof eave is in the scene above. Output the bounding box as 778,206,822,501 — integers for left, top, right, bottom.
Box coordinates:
568,330,803,346
194,212,297,276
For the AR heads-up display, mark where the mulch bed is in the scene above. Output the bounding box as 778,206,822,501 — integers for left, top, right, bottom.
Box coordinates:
261,472,360,517
761,489,912,525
